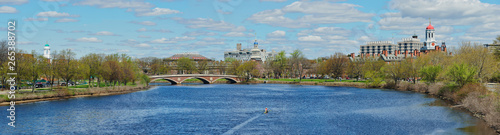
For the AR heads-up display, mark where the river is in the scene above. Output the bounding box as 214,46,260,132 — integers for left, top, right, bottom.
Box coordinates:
1,84,496,134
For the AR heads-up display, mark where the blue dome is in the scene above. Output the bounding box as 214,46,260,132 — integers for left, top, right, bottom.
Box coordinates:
254,42,258,45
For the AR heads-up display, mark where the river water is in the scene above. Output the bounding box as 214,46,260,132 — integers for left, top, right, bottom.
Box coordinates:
1,84,496,134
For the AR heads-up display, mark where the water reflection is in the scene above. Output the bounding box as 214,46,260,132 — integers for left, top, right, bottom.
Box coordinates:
0,84,496,134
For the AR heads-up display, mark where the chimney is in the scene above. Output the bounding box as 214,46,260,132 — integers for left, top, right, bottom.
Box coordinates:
444,47,447,52
414,50,417,56
237,43,242,51
361,53,364,58
377,53,380,57
351,53,355,59
395,50,398,57
405,50,408,58
410,53,413,58
449,52,452,55
435,46,438,51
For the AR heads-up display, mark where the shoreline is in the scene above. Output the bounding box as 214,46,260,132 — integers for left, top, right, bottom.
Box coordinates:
0,86,151,106
256,80,500,134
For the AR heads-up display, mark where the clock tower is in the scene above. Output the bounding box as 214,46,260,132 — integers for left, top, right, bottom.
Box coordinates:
424,19,437,50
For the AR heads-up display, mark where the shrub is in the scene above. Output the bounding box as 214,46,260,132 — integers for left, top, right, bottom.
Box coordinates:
453,83,488,103
428,82,445,95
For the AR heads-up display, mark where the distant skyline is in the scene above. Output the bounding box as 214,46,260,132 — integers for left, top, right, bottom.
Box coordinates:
1,0,500,60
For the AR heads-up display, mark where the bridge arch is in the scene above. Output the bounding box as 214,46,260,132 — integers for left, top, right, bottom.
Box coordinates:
150,78,179,85
213,77,238,84
180,77,211,84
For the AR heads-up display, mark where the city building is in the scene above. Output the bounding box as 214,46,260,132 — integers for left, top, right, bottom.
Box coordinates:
224,39,277,62
359,41,396,55
397,34,424,53
423,20,438,50
352,20,449,62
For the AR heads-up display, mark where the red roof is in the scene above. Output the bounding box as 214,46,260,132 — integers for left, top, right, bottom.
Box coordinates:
426,24,434,30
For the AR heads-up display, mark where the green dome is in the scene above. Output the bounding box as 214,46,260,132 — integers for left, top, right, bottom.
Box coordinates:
45,44,49,46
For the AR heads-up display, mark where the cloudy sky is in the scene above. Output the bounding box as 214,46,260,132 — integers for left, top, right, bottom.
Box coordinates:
1,0,500,59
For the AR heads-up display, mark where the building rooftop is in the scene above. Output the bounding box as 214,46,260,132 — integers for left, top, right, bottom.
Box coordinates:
168,53,210,60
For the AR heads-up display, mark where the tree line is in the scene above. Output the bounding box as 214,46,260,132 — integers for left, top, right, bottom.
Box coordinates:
0,41,148,92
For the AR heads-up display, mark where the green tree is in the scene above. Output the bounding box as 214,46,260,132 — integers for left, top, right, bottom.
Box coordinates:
446,63,477,87
419,65,442,83
237,61,259,82
197,59,209,74
347,60,363,81
383,60,407,87
272,51,287,78
55,49,80,88
81,53,104,88
177,57,197,74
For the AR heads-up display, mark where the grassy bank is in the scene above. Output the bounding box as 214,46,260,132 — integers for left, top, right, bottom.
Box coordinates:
0,84,150,106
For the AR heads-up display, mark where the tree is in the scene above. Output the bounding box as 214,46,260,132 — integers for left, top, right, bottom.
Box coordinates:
383,60,407,86
197,59,209,74
446,63,477,87
419,65,442,84
270,51,287,78
81,53,103,88
55,49,80,88
0,41,9,90
177,57,197,74
227,59,241,75
326,53,348,80
455,42,496,83
347,60,363,81
237,61,259,82
289,49,303,78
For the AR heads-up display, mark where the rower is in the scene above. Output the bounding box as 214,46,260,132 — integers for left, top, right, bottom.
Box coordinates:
264,107,268,114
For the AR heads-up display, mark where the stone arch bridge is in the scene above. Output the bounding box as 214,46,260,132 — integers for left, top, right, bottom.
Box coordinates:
149,74,241,85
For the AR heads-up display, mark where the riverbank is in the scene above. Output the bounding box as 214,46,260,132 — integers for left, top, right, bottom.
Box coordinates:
255,79,500,134
0,85,150,106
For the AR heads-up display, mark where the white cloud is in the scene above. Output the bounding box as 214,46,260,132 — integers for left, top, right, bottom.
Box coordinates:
130,21,156,26
182,30,218,36
0,6,18,13
24,17,48,21
247,9,310,28
172,17,246,32
248,1,374,28
73,0,153,9
67,37,102,43
136,43,151,48
222,32,254,37
297,27,351,37
55,18,79,23
0,0,28,5
150,36,195,44
298,35,324,42
267,30,286,38
37,11,79,17
135,28,172,33
136,7,180,16
89,31,119,36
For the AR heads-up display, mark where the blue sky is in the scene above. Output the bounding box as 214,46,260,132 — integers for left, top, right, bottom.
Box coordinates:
1,0,500,60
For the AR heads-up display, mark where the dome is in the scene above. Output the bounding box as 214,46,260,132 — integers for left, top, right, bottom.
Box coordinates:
426,24,434,30
45,44,49,47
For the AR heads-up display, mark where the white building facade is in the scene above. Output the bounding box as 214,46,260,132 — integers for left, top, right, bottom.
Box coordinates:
224,40,277,62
